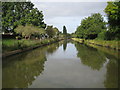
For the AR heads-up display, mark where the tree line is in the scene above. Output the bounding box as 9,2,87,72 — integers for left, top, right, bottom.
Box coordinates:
2,2,46,33
2,1,69,39
1,2,61,39
73,1,120,40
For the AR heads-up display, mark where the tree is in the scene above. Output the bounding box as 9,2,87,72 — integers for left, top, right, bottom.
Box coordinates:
2,2,46,33
33,27,46,39
53,27,59,37
75,13,106,39
23,8,46,28
2,2,33,33
14,24,46,39
46,26,55,38
104,1,120,40
63,26,67,35
14,25,24,36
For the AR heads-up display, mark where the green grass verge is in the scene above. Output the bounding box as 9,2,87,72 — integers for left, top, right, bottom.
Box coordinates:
72,38,120,50
2,38,60,53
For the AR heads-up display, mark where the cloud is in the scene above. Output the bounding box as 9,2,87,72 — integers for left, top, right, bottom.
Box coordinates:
31,2,107,33
33,2,107,18
31,0,114,2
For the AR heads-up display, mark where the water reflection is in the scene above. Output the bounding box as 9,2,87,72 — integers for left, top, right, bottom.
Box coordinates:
75,42,106,70
104,54,118,88
2,42,61,88
104,59,118,88
2,40,119,88
63,40,67,51
74,42,118,88
46,43,59,54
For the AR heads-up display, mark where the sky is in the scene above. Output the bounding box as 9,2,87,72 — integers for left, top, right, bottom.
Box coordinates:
31,0,109,33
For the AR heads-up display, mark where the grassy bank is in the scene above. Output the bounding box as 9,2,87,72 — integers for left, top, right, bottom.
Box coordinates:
2,38,62,54
72,38,120,50
72,38,120,59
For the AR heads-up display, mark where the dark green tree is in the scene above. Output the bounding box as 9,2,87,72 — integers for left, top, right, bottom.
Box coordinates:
46,26,55,38
104,1,120,40
63,26,67,35
2,2,46,33
2,2,33,33
75,13,106,39
53,27,59,37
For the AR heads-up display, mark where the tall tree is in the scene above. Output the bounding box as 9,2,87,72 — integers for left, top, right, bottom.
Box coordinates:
2,2,33,33
75,13,106,39
46,26,55,38
2,2,46,33
63,26,67,35
104,1,120,40
53,27,59,37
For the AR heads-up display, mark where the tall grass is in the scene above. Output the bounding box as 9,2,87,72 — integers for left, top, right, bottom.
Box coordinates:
72,38,120,50
2,38,60,53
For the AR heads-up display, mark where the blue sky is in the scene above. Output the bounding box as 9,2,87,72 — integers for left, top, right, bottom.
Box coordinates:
31,1,108,33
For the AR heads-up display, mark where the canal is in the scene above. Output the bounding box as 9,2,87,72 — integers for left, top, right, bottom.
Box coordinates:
2,40,119,88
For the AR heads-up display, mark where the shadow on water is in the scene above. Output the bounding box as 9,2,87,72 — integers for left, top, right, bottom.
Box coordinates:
2,40,119,88
74,42,119,88
2,42,62,88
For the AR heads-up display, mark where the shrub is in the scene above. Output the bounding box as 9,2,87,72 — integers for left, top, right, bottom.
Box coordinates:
97,31,106,40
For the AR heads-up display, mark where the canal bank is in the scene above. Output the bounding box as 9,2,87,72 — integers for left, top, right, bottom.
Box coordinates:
2,38,63,58
72,38,120,51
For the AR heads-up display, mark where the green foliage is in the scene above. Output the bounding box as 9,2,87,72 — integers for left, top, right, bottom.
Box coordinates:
2,2,46,33
63,26,67,35
14,24,46,39
97,30,106,40
53,27,59,37
46,26,59,38
104,1,120,40
2,38,60,53
86,40,120,50
105,2,119,27
71,33,77,38
72,38,120,50
75,13,106,39
46,26,54,38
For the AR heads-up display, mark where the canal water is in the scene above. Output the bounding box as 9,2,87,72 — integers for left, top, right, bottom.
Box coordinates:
2,40,119,88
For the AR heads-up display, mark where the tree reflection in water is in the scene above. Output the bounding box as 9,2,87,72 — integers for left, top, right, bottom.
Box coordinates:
104,54,118,88
2,41,119,88
63,40,67,51
74,42,118,88
2,42,61,88
75,42,106,70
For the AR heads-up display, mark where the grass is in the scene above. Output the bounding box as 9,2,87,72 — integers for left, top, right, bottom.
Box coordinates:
2,38,60,53
72,38,120,50
85,40,120,50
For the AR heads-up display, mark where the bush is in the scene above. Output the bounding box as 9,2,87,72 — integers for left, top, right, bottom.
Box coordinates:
97,31,106,40
3,38,60,53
